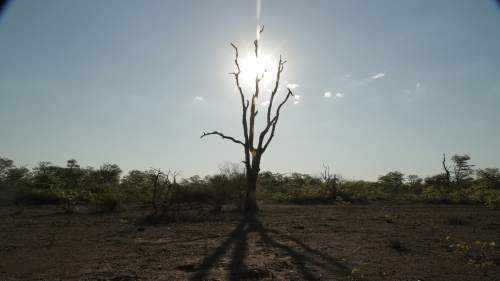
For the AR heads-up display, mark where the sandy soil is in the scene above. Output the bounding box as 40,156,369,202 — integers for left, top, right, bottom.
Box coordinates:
1,203,499,281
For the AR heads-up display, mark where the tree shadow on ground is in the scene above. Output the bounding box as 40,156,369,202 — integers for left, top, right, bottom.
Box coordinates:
190,212,351,281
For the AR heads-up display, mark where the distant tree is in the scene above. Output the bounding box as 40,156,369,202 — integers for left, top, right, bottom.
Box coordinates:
34,161,52,176
150,169,165,214
322,164,339,201
451,154,474,186
378,171,405,193
181,175,205,186
0,157,14,183
379,171,404,186
406,174,423,194
218,162,245,179
0,157,30,188
66,159,79,170
64,159,82,188
476,168,500,190
406,174,422,185
32,161,57,189
6,166,30,183
97,163,122,185
442,153,451,186
122,170,153,188
201,27,294,212
425,173,451,194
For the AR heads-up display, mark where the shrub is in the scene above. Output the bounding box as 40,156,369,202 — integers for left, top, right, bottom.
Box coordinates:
91,184,123,212
14,187,60,205
483,190,500,209
208,173,245,210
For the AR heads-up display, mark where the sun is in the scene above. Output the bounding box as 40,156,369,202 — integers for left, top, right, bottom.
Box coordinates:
239,53,275,86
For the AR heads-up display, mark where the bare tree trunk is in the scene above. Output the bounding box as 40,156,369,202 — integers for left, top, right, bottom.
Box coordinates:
201,27,294,213
442,153,451,187
330,175,338,201
245,154,261,211
152,171,161,214
245,169,259,211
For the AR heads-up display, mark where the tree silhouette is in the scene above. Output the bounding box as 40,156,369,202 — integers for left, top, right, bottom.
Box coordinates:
201,27,294,212
451,154,474,186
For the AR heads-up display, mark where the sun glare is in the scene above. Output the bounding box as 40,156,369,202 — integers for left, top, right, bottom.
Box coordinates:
239,54,275,86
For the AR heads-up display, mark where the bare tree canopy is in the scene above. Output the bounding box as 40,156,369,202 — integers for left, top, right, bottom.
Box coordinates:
201,27,294,211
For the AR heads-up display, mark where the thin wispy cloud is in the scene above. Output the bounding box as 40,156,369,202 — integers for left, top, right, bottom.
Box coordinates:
293,100,299,105
371,73,385,80
194,96,204,102
287,83,300,89
294,95,301,100
260,100,270,106
353,72,386,86
335,92,343,99
416,82,421,88
324,91,332,98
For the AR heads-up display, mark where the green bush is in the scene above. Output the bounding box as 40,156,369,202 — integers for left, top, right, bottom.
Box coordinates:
91,185,123,211
14,187,61,205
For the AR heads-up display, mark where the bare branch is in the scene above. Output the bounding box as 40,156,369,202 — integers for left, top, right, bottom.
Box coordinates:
201,131,245,147
253,25,265,57
262,88,294,152
230,43,241,73
249,33,266,152
442,153,451,185
266,55,286,124
229,42,249,145
257,56,288,150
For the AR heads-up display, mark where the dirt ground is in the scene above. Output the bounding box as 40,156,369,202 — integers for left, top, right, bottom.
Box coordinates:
0,203,499,281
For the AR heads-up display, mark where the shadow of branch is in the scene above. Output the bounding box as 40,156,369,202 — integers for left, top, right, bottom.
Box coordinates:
190,212,351,281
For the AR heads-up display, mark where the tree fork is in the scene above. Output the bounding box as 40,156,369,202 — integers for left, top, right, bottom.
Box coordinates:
201,28,293,212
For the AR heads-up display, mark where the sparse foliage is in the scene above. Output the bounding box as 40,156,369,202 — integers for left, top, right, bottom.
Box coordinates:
451,154,474,186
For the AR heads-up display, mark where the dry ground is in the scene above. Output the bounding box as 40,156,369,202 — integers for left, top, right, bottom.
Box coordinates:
1,204,499,281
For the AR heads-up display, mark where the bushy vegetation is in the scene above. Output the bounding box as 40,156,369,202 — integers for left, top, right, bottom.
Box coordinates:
258,155,500,209
0,158,247,214
1,154,499,213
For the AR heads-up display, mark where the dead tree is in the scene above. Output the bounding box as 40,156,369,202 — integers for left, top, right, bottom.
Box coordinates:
442,153,451,186
151,169,178,215
151,169,164,214
322,164,338,201
201,27,294,212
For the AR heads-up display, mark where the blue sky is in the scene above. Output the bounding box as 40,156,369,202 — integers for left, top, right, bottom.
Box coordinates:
1,0,499,180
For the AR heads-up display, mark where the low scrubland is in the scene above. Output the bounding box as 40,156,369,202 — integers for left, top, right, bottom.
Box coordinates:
1,156,499,215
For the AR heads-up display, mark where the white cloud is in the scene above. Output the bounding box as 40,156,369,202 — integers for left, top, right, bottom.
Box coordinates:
335,92,343,99
416,82,421,88
324,91,332,98
371,73,385,80
294,94,301,100
345,74,351,79
287,83,300,89
194,96,204,102
293,100,299,105
260,100,270,106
